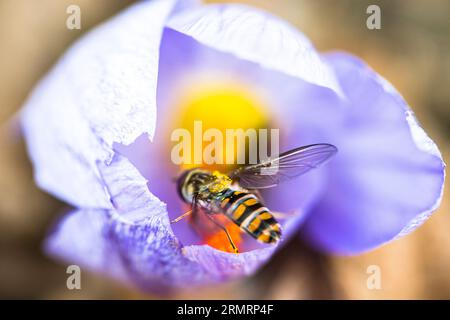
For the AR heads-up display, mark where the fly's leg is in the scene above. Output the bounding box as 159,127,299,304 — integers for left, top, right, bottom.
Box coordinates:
205,214,239,254
188,196,215,243
170,210,192,224
170,195,199,224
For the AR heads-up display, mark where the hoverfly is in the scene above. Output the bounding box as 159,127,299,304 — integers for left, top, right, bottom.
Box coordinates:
173,143,337,253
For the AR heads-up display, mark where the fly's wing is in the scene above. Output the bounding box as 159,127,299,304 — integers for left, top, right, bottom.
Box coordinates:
228,144,337,189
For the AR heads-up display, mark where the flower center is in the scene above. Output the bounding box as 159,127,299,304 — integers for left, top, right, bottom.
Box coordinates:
172,83,271,252
173,83,270,172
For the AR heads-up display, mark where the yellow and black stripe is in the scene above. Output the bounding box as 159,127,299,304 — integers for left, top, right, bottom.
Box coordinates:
220,190,281,244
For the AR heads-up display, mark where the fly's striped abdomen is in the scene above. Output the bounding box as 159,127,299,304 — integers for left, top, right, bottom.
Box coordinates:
219,190,281,244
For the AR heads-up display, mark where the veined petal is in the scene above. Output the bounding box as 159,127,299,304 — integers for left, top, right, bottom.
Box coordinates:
46,153,277,292
21,0,181,208
302,52,445,254
166,3,343,96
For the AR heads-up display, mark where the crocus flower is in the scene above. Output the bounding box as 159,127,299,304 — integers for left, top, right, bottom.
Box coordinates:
21,0,445,293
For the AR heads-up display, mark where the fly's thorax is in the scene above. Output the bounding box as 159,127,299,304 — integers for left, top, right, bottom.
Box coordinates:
207,171,232,193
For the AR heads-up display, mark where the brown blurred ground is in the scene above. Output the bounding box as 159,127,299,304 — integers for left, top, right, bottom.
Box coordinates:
0,0,449,299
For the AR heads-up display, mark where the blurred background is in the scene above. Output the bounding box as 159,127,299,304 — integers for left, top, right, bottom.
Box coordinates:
0,0,449,299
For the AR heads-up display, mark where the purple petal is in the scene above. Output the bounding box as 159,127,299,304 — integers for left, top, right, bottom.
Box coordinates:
45,209,131,284
23,0,444,293
301,52,445,254
46,154,276,292
20,0,179,208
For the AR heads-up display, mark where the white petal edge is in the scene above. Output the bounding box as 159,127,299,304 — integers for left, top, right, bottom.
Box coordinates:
365,60,446,240
395,106,446,238
166,3,343,97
